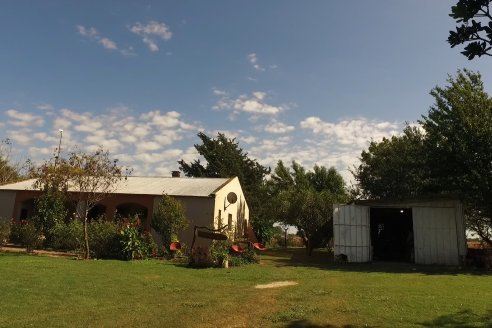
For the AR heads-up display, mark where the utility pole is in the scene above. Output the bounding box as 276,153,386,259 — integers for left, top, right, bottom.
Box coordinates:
55,129,63,167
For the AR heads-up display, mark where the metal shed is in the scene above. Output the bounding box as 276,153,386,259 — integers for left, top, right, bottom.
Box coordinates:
333,199,467,265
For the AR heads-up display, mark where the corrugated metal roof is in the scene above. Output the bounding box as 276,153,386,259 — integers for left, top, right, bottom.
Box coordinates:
0,176,232,197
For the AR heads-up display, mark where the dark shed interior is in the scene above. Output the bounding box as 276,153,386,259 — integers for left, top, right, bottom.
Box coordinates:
370,207,414,262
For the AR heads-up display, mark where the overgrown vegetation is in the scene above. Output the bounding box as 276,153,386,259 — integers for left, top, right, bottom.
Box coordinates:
268,161,349,255
32,146,131,259
151,194,188,251
0,218,11,246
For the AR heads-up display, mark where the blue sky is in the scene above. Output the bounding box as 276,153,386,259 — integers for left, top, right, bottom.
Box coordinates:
1,1,491,182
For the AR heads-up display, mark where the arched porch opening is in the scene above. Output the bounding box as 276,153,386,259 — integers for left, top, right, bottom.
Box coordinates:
115,202,148,223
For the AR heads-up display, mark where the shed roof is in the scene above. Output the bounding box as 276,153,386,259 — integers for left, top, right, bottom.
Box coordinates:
0,176,233,197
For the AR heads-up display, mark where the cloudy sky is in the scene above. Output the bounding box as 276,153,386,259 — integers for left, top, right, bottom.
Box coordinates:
1,1,491,183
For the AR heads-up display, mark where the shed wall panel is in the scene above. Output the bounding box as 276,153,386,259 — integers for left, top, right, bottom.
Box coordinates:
413,207,459,265
333,204,370,262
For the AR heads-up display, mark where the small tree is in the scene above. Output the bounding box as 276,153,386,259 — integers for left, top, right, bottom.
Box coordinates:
0,138,22,185
269,161,349,255
151,194,188,250
32,186,67,242
34,147,129,259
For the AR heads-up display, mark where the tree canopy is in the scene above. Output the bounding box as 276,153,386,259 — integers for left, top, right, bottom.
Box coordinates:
269,160,349,255
33,147,130,258
352,126,430,200
354,70,492,245
448,0,492,59
0,139,22,186
178,132,272,242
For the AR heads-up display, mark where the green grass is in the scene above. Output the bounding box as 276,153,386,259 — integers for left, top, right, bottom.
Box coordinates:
0,249,491,328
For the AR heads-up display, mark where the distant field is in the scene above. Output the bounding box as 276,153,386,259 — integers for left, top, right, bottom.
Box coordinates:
0,249,491,328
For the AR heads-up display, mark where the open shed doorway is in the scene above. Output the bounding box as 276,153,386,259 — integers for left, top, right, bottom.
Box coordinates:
370,208,414,262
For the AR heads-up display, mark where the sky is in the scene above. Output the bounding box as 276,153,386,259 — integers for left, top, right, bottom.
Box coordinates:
1,1,491,184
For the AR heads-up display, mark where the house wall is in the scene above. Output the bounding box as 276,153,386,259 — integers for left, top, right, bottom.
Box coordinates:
164,195,216,248
212,177,250,240
0,191,17,219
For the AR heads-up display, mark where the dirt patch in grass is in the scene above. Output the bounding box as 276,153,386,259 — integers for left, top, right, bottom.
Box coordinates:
255,281,298,289
0,245,75,258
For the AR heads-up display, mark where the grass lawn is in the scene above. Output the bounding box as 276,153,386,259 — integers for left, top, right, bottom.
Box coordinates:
0,248,491,328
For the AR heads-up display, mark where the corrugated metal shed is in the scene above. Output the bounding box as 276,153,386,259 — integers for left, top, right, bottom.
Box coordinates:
333,199,466,265
0,177,231,198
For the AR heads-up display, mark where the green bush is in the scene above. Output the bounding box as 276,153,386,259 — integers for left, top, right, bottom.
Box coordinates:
0,218,10,246
119,217,156,260
49,221,84,251
13,221,43,252
151,194,188,251
32,186,67,243
88,221,121,259
241,249,260,264
209,240,231,266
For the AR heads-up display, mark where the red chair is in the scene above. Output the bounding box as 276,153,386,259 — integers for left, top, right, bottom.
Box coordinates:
231,244,245,254
252,242,267,251
170,242,182,251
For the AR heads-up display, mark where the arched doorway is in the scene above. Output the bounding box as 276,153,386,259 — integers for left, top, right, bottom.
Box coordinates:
115,203,148,223
88,204,107,221
19,198,36,221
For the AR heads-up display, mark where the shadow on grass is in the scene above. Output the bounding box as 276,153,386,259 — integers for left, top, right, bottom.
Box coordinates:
420,309,492,328
262,248,490,276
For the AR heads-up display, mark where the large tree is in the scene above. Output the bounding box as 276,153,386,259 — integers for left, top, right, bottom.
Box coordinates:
269,160,349,255
34,147,129,258
178,132,272,242
354,70,492,246
421,69,492,244
448,0,492,59
352,126,431,200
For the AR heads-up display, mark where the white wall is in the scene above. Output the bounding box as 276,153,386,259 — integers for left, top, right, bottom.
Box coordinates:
334,200,466,265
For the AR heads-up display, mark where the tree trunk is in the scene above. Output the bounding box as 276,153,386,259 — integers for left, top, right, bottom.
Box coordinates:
84,211,90,259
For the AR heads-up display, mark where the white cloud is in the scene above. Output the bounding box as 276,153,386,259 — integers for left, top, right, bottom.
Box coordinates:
11,133,31,146
300,116,400,148
99,38,117,50
212,88,227,96
77,25,98,38
137,141,162,153
37,104,54,112
213,91,283,117
130,21,172,52
264,120,295,134
77,25,120,53
247,53,265,71
6,109,44,127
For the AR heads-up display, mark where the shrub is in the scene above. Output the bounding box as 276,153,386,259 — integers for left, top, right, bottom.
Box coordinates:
241,249,260,264
32,186,67,243
119,217,156,260
88,221,120,259
9,219,21,244
151,194,188,250
49,221,84,251
0,218,10,246
13,221,43,252
209,240,231,266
